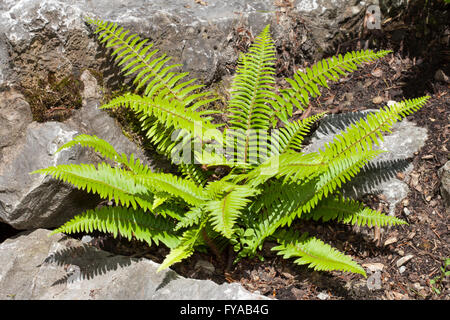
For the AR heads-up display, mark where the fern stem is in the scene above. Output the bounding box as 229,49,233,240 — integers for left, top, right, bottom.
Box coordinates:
201,228,224,264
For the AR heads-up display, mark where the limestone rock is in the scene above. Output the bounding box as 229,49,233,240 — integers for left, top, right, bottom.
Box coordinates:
0,0,367,88
0,229,271,300
0,88,33,158
0,120,101,229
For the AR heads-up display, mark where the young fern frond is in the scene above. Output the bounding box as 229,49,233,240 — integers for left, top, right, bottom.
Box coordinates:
50,206,181,249
302,196,407,227
227,24,277,166
273,230,366,276
281,49,392,115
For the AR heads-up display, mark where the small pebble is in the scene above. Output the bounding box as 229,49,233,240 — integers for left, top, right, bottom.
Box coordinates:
407,231,416,239
81,235,93,243
403,207,411,216
372,96,383,104
413,282,424,290
399,266,406,274
317,292,329,300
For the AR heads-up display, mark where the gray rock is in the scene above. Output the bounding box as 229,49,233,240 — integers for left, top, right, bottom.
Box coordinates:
65,70,150,163
316,292,329,300
194,259,216,275
0,0,367,89
0,88,33,158
0,229,271,300
303,108,428,215
0,120,100,229
0,34,13,86
438,161,450,211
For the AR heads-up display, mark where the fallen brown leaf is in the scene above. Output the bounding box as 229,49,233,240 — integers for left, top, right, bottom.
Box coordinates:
371,67,383,78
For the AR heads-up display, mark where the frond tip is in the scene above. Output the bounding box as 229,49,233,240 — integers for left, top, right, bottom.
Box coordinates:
302,196,407,227
273,230,366,277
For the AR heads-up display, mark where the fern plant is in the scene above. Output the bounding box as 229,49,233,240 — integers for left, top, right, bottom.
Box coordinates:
32,18,430,277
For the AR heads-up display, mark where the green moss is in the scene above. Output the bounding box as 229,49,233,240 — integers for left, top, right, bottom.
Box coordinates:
22,72,83,122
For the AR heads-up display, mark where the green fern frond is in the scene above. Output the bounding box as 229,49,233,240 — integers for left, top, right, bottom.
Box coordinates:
239,151,324,188
123,152,153,175
55,134,153,175
227,24,277,166
178,163,210,186
31,163,154,211
174,206,204,231
282,49,391,114
243,148,383,254
273,230,366,276
56,134,121,161
135,172,208,206
302,196,407,227
319,96,430,163
101,93,219,139
86,18,216,109
50,206,181,248
158,216,208,272
274,112,326,154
